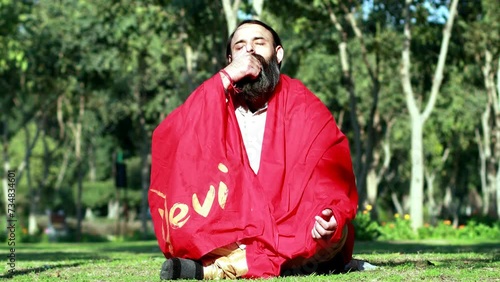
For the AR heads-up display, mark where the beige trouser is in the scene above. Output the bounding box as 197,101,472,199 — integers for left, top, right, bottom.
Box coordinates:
201,226,348,279
202,243,249,279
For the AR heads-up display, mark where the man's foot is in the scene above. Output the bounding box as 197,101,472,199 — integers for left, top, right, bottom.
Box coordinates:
344,258,378,271
160,258,204,280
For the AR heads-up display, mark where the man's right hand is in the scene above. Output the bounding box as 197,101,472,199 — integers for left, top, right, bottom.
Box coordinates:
220,53,262,90
311,209,337,241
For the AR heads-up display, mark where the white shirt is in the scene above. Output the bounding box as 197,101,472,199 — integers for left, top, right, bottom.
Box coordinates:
235,105,267,174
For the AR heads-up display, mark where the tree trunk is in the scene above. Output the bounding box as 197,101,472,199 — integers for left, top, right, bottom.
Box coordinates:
222,0,241,35
425,170,437,225
409,120,425,228
54,143,70,191
497,57,500,218
324,3,362,200
20,121,42,235
366,169,378,205
133,52,152,239
178,8,200,94
2,116,39,218
365,114,386,205
140,136,151,238
477,51,499,217
367,122,392,216
76,157,83,240
327,2,386,207
27,122,40,235
343,3,383,208
425,148,449,225
2,117,10,217
70,95,85,242
36,121,51,234
443,162,459,226
485,53,500,218
85,207,95,221
478,102,491,215
400,0,458,230
496,159,500,218
108,199,120,219
88,141,96,182
391,192,404,216
184,44,194,92
252,0,264,19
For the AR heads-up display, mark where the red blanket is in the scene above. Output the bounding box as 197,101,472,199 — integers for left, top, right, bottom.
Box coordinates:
149,73,358,277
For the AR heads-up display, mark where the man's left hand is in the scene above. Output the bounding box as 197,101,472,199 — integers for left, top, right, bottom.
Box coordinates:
311,209,337,240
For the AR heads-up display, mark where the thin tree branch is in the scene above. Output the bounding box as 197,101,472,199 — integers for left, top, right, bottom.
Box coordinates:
401,0,419,117
422,0,459,122
341,3,376,82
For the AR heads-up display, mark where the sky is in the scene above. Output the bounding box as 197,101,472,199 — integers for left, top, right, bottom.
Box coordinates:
362,0,450,24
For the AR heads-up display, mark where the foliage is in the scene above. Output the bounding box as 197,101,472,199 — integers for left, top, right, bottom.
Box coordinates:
119,230,157,242
352,204,381,241
353,210,500,241
418,220,500,241
355,209,500,241
378,213,418,240
0,0,31,73
79,180,115,209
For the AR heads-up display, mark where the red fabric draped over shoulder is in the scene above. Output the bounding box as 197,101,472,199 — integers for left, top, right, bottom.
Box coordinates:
148,73,358,278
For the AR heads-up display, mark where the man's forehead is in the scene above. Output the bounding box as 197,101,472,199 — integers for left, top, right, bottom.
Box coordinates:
232,24,273,43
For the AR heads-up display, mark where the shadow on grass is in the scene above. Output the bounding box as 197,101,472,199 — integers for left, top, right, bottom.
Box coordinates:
354,241,500,255
14,252,110,262
98,243,160,254
0,262,82,279
372,257,498,268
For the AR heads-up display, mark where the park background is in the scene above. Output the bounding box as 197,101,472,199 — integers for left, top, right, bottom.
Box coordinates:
1,1,499,278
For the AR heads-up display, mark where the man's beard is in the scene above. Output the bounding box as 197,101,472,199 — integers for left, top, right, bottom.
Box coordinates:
235,53,280,104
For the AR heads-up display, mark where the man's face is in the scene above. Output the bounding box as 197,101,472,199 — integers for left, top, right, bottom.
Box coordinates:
229,23,280,63
229,24,283,103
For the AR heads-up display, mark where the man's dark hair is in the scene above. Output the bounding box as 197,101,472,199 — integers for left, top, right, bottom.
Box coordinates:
225,20,283,67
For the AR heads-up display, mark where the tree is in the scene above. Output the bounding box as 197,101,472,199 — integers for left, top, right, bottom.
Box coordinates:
401,0,459,229
459,0,500,219
3,0,498,240
0,0,32,219
222,0,241,35
265,0,405,217
322,0,397,208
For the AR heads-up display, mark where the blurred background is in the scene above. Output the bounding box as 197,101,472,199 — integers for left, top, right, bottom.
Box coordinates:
1,0,499,243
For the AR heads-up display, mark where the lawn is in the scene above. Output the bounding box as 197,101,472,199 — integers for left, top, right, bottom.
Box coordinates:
1,239,498,281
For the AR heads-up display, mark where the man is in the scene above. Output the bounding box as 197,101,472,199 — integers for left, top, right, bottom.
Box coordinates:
148,20,358,280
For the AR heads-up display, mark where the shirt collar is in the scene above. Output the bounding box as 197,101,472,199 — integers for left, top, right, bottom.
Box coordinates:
233,95,268,116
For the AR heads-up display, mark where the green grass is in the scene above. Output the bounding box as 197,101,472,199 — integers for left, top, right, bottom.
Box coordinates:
1,240,498,281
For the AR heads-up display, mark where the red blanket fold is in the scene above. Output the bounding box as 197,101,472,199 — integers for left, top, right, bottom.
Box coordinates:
149,73,358,277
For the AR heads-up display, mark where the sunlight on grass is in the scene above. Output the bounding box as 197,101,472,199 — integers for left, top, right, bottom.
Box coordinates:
0,240,498,281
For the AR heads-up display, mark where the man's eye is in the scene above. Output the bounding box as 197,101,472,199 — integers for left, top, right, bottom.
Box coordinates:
255,42,265,46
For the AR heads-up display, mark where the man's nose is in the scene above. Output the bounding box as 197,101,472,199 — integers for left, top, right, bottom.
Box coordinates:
245,43,254,53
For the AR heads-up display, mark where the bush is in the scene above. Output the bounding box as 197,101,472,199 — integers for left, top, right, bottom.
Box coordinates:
123,230,157,242
352,207,500,241
80,180,115,209
55,229,109,243
453,220,500,240
378,213,417,240
353,204,380,241
425,220,457,239
377,216,500,241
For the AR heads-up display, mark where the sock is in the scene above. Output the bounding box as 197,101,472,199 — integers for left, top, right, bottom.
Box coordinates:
160,258,203,280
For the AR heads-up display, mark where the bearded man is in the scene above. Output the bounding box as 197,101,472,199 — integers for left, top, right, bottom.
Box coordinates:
148,20,358,280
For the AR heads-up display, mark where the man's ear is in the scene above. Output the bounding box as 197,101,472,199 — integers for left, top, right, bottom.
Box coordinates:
276,46,284,64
